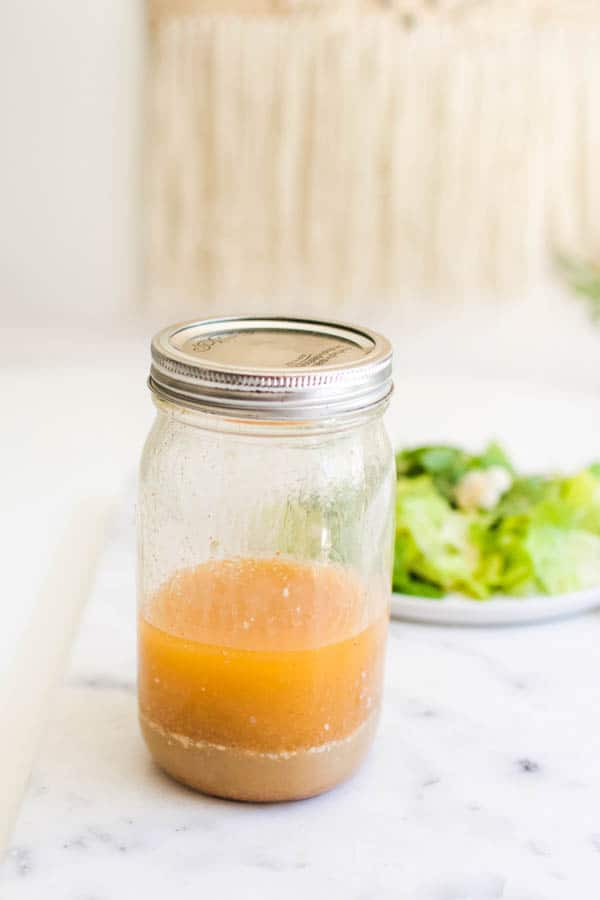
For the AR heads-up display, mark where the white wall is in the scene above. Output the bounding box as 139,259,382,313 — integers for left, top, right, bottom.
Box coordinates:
0,1,143,326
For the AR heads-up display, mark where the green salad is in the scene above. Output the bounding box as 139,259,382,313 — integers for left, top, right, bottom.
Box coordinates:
393,443,600,600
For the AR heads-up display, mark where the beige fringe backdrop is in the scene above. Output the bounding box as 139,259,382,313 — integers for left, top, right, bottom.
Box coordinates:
145,3,600,318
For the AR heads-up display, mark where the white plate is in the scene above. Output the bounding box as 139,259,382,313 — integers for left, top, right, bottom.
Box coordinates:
392,587,600,626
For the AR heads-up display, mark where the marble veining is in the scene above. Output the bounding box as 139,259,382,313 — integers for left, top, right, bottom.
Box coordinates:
67,675,136,694
2,508,600,899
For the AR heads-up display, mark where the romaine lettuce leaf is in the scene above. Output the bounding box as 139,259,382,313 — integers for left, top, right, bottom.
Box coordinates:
393,476,486,598
525,526,600,593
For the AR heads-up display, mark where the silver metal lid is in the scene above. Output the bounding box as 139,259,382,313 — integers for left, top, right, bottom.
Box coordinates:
149,316,393,420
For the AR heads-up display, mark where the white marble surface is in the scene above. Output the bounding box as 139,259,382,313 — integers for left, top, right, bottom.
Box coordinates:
3,498,600,900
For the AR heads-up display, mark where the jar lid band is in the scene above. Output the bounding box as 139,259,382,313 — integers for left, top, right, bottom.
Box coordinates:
149,316,393,420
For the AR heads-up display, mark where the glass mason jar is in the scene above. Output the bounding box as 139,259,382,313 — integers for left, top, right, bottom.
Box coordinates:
137,317,395,802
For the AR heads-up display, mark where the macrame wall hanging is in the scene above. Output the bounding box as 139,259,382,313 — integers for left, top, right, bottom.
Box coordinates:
145,1,600,318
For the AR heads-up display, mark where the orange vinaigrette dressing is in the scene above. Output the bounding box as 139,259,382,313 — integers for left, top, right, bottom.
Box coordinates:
139,558,388,801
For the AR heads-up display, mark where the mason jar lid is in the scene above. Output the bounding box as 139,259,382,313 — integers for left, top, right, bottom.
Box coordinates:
149,316,393,420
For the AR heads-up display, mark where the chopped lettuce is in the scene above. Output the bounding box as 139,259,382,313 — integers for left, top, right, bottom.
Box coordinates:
393,444,600,599
395,476,485,598
396,442,514,504
525,526,600,594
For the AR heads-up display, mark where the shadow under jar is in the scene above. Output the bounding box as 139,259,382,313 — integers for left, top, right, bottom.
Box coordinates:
137,317,395,802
